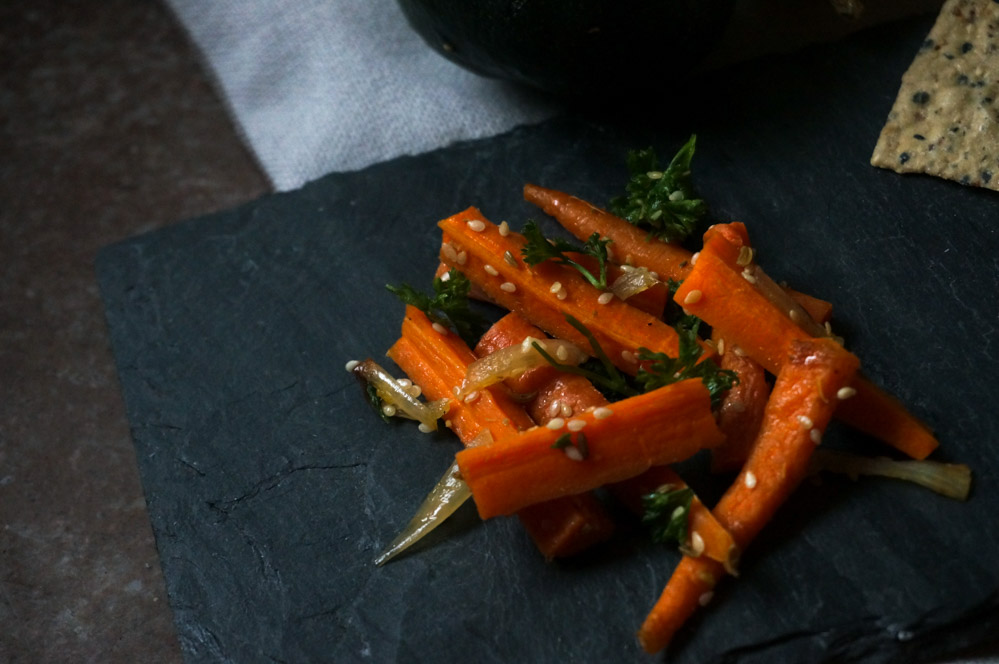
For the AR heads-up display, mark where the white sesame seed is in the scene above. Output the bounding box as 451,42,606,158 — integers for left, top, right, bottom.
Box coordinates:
698,591,714,607
621,350,637,364
452,386,461,396
418,423,433,433
397,378,412,388
837,386,857,400
690,252,699,266
556,345,569,361
407,384,422,398
381,404,397,417
498,220,510,237
549,281,562,294
668,190,684,202
500,282,517,293
439,271,451,282
564,446,584,462
744,471,757,489
467,219,486,232
560,403,573,417
484,264,499,276
547,417,565,430
567,419,586,432
441,242,458,263
345,360,360,372
647,170,663,179
463,391,480,403
598,292,614,305
810,428,822,444
797,415,814,428
503,250,518,267
717,338,726,356
456,251,467,266
556,289,567,300
547,401,562,418
432,322,448,335
689,531,705,557
444,419,452,428
683,289,703,305
789,308,803,323
593,407,613,420
741,267,757,284
736,245,755,266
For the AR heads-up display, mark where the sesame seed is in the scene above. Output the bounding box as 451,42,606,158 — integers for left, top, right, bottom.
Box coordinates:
484,264,499,276
689,531,705,556
441,242,458,263
797,415,814,428
564,446,584,462
444,419,452,428
431,322,449,335
717,338,726,355
683,289,703,305
397,378,412,388
547,401,562,418
500,282,517,293
810,428,822,444
691,252,699,266
498,220,510,237
463,391,480,403
698,591,714,607
789,308,803,323
567,419,586,432
381,404,397,417
736,246,755,266
452,386,461,396
547,417,565,430
345,360,360,372
556,345,569,361
503,250,518,267
837,386,857,400
556,289,567,300
647,170,663,179
560,403,573,417
467,219,486,232
621,350,637,364
741,267,757,284
598,292,614,305
439,271,451,282
407,384,422,398
668,190,684,202
521,336,537,352
744,471,757,488
593,407,613,420
549,281,562,293
418,423,433,433
456,251,467,266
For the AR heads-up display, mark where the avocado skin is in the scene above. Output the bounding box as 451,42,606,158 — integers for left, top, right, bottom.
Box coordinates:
396,0,735,97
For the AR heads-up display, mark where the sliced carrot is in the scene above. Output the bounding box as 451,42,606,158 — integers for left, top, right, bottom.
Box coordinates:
709,336,771,474
675,248,939,459
638,337,861,653
457,378,725,519
523,183,694,283
437,207,691,375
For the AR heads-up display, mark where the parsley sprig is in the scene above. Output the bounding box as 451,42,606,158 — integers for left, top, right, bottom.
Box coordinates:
608,135,707,243
530,314,638,399
521,220,612,291
386,269,486,346
641,485,694,546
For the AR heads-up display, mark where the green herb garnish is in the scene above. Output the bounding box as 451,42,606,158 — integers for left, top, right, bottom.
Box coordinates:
521,220,612,291
609,135,707,243
635,316,737,407
387,269,487,346
642,485,694,546
531,314,637,399
365,383,391,423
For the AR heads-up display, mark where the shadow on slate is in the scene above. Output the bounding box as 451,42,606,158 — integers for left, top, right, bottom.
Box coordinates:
97,14,998,664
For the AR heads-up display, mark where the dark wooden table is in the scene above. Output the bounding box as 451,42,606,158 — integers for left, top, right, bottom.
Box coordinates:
1,2,268,660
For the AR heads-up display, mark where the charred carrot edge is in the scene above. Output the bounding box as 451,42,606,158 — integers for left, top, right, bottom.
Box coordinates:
473,313,615,559
675,248,939,460
637,338,861,654
523,183,695,283
437,207,691,376
709,332,771,474
391,306,615,559
457,378,725,519
608,466,739,572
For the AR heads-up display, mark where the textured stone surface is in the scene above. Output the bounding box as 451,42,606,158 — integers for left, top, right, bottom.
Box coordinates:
0,2,268,661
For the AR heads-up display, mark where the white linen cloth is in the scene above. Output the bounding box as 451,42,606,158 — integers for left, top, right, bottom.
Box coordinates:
164,0,559,191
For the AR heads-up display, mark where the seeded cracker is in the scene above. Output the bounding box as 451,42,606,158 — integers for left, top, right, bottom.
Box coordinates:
871,0,999,190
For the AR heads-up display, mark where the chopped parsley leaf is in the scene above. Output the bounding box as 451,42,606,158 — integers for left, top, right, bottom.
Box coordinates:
386,269,487,346
521,220,612,291
642,485,694,546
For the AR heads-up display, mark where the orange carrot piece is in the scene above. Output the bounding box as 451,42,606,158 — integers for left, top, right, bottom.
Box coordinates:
523,183,694,283
709,337,771,474
457,379,725,519
787,288,834,325
608,465,739,572
637,338,860,653
675,248,938,459
438,207,690,375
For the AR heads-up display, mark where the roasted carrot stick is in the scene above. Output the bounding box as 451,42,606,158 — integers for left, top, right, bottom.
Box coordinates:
708,333,771,474
523,183,695,283
390,306,615,559
457,378,725,519
437,207,690,375
674,248,939,460
637,337,861,653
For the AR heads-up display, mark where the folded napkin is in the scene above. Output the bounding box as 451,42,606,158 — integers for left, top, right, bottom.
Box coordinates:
164,0,558,191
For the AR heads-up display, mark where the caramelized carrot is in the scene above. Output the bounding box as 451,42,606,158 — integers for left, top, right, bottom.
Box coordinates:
457,379,725,519
709,335,771,474
638,338,860,653
675,248,939,459
523,183,694,283
437,207,691,375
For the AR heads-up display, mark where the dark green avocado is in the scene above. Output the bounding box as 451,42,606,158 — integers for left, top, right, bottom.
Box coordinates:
396,0,736,97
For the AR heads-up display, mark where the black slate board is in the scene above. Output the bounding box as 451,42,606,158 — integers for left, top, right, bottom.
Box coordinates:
98,15,999,664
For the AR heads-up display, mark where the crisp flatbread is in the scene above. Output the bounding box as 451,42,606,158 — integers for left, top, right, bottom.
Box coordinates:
871,0,999,190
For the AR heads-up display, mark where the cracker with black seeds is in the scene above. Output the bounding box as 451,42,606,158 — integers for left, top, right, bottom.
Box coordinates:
871,0,999,190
